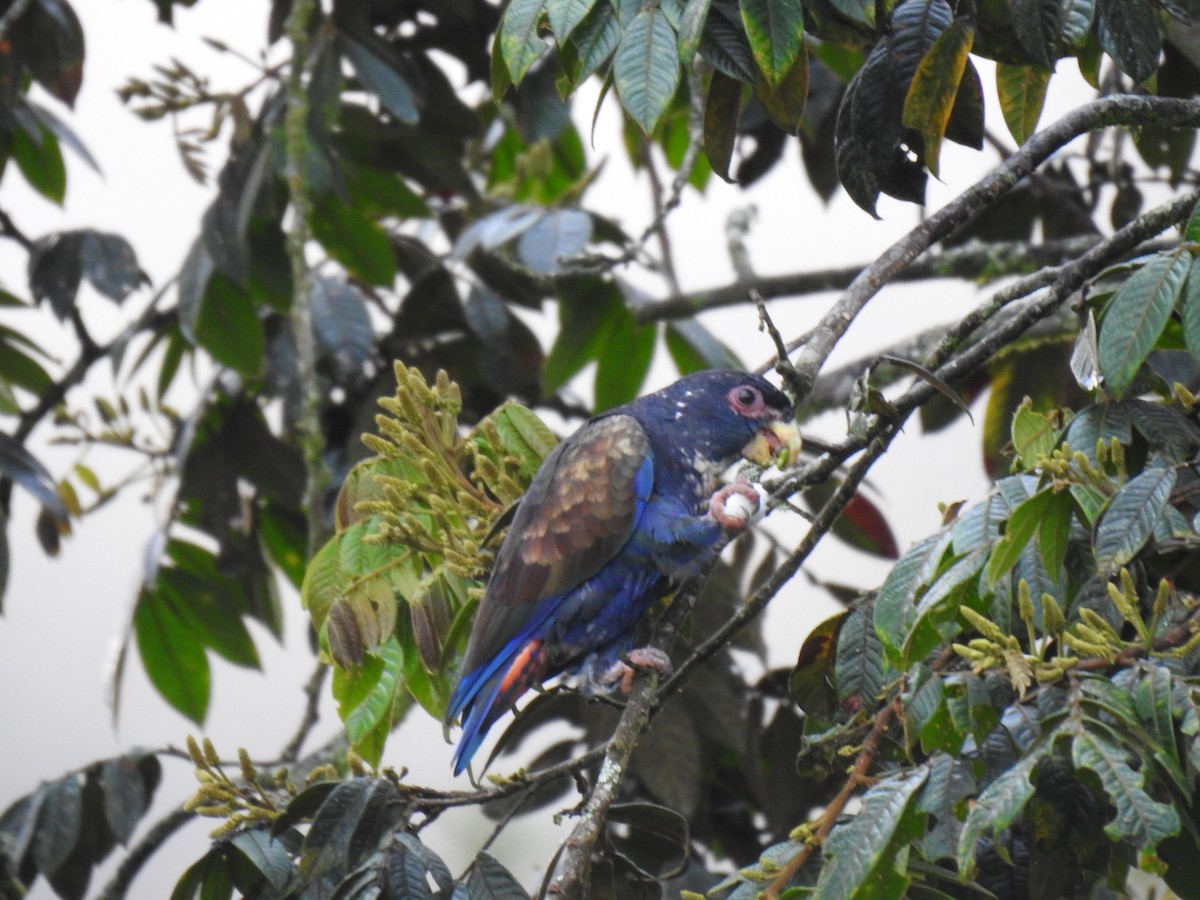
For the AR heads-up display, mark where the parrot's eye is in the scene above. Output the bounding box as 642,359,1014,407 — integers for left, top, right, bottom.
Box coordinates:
729,385,762,412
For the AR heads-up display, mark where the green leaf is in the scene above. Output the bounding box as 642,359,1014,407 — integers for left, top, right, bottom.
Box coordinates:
488,402,558,477
835,603,888,709
548,0,598,40
1037,489,1074,579
995,63,1048,145
987,489,1058,587
665,319,742,374
1094,0,1160,84
906,546,988,659
677,0,714,63
228,831,294,891
338,33,419,124
1098,252,1191,396
594,308,656,411
543,277,623,393
192,274,265,377
957,747,1043,877
614,7,681,133
1180,258,1200,362
133,586,211,723
333,638,404,766
465,852,531,899
12,119,66,205
309,196,398,286
902,17,974,177
1011,399,1060,468
739,0,804,88
1071,728,1180,849
1094,465,1176,574
875,531,951,664
500,0,551,85
569,1,621,82
814,767,929,899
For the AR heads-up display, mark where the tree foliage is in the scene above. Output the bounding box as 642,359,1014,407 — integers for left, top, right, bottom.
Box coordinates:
4,0,1200,897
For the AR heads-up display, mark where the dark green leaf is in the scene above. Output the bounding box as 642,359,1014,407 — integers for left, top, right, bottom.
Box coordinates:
310,196,398,286
338,32,420,123
98,754,161,845
1071,727,1180,848
229,831,294,890
614,7,681,133
0,432,69,523
815,766,929,899
12,117,66,204
1094,465,1176,573
664,319,742,373
32,774,83,877
1095,0,1161,84
875,531,951,663
133,586,211,723
594,308,655,410
501,0,551,84
548,0,598,40
835,602,888,708
1010,0,1063,69
1181,258,1200,362
465,851,531,899
956,747,1043,877
311,278,373,379
569,1,621,82
1098,252,1190,396
192,274,265,377
607,803,689,878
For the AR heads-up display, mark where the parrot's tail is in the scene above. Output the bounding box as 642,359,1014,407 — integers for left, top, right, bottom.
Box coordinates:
449,639,548,775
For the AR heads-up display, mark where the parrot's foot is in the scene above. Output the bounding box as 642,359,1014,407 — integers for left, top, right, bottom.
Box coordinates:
710,480,761,529
600,647,673,694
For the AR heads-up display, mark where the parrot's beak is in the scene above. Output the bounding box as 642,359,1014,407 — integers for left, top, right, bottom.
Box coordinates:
742,420,801,468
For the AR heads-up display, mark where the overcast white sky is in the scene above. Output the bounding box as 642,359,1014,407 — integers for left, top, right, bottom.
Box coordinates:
0,1,1107,894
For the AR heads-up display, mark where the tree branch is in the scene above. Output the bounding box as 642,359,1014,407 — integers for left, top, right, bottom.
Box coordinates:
96,808,194,900
283,0,330,557
633,235,1108,324
783,95,1200,394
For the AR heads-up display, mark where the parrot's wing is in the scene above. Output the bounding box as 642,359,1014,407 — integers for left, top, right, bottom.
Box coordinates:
458,413,654,681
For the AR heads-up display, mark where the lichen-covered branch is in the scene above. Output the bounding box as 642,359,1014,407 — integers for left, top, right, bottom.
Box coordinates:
282,0,329,556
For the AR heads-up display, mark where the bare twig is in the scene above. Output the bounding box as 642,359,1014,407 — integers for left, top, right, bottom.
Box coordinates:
279,660,328,763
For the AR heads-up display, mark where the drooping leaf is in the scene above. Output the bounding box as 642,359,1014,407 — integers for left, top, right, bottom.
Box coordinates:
665,319,743,373
133,585,212,723
902,16,974,177
311,278,374,379
1009,0,1064,69
548,0,598,40
704,68,743,182
192,273,265,377
614,6,681,133
986,489,1059,587
957,746,1044,877
995,63,1049,145
677,0,714,63
1094,0,1161,85
1098,252,1190,397
464,851,531,899
338,31,420,123
739,0,804,88
594,307,656,410
310,196,399,286
500,0,551,85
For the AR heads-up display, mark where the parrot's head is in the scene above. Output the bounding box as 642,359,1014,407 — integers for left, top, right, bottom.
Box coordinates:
634,370,800,473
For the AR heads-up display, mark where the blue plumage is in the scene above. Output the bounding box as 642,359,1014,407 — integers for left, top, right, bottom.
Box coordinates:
447,370,797,774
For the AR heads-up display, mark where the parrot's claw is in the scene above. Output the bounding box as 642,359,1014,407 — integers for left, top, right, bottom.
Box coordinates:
600,647,673,694
710,480,761,529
